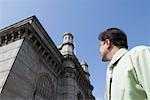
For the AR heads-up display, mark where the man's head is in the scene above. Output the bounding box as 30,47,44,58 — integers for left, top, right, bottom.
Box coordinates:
98,28,128,61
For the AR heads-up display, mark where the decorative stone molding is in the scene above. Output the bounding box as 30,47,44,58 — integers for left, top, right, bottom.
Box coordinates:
25,27,63,75
0,21,63,76
0,27,26,46
63,54,94,97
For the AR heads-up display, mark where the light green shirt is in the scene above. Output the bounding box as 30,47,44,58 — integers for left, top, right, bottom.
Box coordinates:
109,46,150,100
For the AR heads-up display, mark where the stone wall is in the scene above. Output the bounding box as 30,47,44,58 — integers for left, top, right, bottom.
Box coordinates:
0,39,58,100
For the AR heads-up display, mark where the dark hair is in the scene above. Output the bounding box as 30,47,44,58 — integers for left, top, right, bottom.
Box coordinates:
98,28,128,49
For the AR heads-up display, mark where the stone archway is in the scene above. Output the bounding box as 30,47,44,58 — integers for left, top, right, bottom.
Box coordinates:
33,73,54,100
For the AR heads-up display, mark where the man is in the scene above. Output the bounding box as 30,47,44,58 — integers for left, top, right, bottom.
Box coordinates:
98,28,150,100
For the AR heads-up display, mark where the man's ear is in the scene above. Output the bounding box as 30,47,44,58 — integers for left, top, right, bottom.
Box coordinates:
105,39,111,49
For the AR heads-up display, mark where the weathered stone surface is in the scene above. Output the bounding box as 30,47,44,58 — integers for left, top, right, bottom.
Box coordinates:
0,16,95,100
0,39,23,93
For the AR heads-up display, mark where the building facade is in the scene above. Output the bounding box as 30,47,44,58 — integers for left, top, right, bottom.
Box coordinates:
0,16,95,100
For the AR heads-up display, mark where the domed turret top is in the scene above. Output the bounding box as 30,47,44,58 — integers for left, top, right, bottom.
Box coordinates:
63,32,73,44
81,60,89,73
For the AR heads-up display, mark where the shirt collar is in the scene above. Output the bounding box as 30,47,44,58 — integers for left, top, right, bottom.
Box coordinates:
108,48,128,68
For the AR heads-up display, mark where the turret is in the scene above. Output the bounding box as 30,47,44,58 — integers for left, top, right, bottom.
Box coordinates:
61,32,74,55
81,61,90,80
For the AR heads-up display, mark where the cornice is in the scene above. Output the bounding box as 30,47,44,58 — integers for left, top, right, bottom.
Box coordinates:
0,16,64,76
0,27,26,46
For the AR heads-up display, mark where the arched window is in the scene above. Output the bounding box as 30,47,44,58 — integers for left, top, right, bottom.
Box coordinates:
77,93,83,100
33,74,54,100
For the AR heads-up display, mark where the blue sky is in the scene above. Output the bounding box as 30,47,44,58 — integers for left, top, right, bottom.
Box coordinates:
0,0,150,100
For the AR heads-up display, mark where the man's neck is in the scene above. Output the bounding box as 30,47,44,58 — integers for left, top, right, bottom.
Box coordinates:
109,46,120,61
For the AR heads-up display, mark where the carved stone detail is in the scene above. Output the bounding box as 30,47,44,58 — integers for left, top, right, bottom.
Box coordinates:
62,54,94,97
33,74,54,100
0,26,62,75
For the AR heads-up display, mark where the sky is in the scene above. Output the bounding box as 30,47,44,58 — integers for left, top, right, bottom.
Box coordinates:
0,0,150,100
